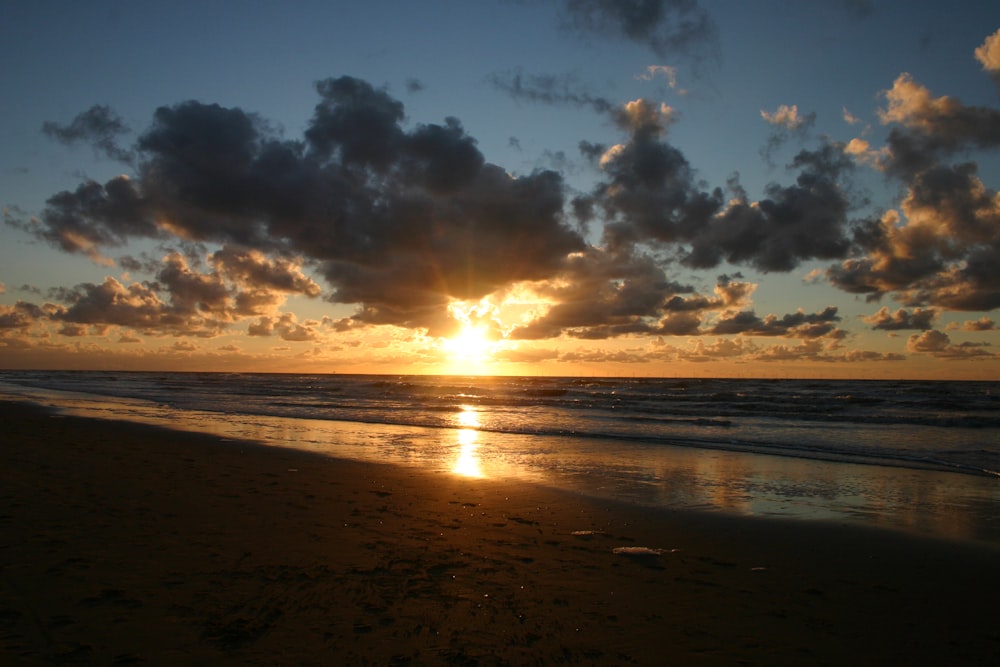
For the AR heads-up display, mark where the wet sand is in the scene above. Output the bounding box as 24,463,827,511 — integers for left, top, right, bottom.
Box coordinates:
2,400,998,665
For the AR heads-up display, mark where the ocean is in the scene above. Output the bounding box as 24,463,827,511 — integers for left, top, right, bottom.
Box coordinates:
2,371,998,544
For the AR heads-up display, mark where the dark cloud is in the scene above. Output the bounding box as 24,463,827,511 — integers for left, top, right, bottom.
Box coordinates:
210,247,321,298
878,74,1000,178
18,246,324,338
588,100,720,255
6,176,156,262
12,77,586,336
507,253,786,341
831,72,1000,313
829,162,1000,311
559,0,718,62
42,105,133,163
708,306,842,339
51,276,215,335
489,70,615,114
593,108,860,271
26,85,864,344
862,306,937,331
507,248,708,340
153,252,231,317
0,301,44,331
305,77,406,170
685,149,858,272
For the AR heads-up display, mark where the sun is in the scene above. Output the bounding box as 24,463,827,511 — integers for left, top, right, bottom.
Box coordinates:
444,324,492,362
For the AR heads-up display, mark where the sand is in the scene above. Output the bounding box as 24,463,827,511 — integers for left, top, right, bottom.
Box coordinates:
1,400,998,665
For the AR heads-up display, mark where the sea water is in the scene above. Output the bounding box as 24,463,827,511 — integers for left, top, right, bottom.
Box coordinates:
2,371,998,544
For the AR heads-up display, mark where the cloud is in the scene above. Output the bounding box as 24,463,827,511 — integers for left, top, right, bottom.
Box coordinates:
12,65,998,358
0,302,44,332
862,306,937,331
12,77,587,337
708,306,842,339
209,246,322,315
946,316,995,332
57,323,90,337
828,162,1000,310
637,65,679,88
975,28,1000,86
906,329,994,358
877,73,1000,177
8,245,324,340
248,312,318,342
41,105,134,163
488,69,615,114
842,108,860,125
761,104,813,131
843,137,888,168
507,248,700,340
6,175,155,263
506,251,842,342
597,134,860,272
683,337,755,361
558,0,718,63
760,104,816,164
828,68,1000,313
153,252,231,318
675,336,903,365
49,275,232,337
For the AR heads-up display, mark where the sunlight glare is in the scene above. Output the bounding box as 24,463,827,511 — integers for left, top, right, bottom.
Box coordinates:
453,406,484,477
444,299,500,365
445,324,491,361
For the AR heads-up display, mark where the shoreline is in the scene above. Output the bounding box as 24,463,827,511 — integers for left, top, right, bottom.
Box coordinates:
2,400,999,664
4,380,998,546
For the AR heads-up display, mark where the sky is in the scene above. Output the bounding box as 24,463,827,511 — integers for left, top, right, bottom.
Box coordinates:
1,0,999,379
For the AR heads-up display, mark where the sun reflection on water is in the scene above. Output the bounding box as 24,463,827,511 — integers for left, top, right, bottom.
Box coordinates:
453,405,484,478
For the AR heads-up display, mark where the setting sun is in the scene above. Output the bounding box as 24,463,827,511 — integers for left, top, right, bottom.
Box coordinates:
443,324,493,363
441,298,504,368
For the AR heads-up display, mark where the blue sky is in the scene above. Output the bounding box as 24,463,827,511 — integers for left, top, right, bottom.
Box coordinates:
1,0,999,378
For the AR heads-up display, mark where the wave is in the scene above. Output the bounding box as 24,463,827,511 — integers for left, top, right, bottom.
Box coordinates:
2,370,998,478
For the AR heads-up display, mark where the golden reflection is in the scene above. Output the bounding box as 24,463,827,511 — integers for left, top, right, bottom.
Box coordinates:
457,406,480,429
453,406,484,478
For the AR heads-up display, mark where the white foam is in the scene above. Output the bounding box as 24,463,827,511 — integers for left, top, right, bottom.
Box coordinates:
612,546,665,556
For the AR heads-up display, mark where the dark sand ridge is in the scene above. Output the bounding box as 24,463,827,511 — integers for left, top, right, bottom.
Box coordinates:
2,400,998,665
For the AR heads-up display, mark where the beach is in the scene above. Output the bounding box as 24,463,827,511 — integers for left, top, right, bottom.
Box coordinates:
2,400,998,665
